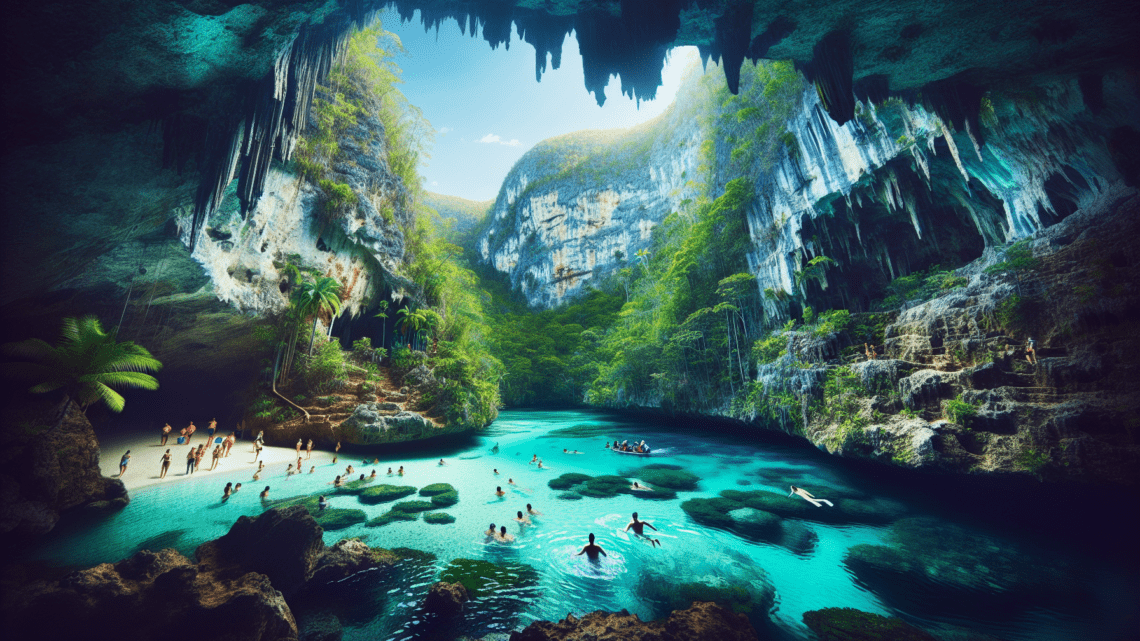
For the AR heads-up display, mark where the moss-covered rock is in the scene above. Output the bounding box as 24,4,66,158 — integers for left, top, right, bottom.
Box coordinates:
438,558,539,598
727,507,782,539
556,492,583,500
366,511,418,527
358,485,417,504
637,561,776,628
334,478,376,495
424,512,456,524
390,500,434,513
623,465,701,490
390,547,437,564
680,497,744,527
430,490,459,507
843,517,1072,611
419,483,456,496
802,607,937,640
548,473,592,490
313,508,366,531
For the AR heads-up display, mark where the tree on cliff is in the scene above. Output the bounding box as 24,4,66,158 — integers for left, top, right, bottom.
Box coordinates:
1,316,162,425
295,276,344,355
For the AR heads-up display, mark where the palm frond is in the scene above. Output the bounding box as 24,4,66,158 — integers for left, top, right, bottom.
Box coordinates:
88,382,126,413
82,371,160,390
0,338,59,362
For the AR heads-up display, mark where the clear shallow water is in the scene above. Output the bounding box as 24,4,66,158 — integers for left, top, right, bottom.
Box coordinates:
27,410,1139,640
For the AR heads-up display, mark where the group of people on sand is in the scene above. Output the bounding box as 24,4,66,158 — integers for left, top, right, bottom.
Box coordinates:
606,439,650,453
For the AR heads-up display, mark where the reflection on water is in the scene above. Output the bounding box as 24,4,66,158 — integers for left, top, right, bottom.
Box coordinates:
25,409,1140,640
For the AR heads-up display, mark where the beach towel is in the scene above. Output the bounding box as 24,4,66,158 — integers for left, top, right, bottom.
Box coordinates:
177,436,186,445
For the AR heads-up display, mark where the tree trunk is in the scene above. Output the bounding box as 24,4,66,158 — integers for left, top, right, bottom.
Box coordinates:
308,315,319,355
50,396,73,432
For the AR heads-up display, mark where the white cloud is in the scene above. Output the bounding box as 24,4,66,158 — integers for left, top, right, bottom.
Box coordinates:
438,126,452,135
477,133,521,147
431,181,439,186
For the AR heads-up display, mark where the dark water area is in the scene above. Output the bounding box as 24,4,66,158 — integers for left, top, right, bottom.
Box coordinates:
24,409,1140,640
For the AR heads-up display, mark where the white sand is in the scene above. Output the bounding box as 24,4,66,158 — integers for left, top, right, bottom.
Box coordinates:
97,430,344,492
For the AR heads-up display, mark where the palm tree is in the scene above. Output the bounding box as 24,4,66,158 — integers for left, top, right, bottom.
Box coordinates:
374,300,389,349
295,276,343,355
1,316,162,426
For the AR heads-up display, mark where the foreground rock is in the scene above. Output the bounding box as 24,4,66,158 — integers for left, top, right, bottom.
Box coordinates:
2,508,414,640
0,402,128,540
423,581,469,617
509,601,759,641
3,548,297,641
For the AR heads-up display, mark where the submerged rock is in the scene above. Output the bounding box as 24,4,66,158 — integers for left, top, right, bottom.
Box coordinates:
438,558,539,599
802,607,937,641
509,601,759,641
843,517,1073,611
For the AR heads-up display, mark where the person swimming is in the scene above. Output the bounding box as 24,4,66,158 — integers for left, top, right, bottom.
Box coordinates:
318,496,328,511
526,503,542,516
576,533,607,559
260,486,270,499
222,482,232,499
485,523,497,537
624,512,661,547
438,458,446,466
493,468,499,475
398,466,404,476
530,454,538,464
514,510,532,526
496,486,505,497
369,469,377,478
387,467,393,475
496,526,515,543
789,485,834,507
233,483,242,493
630,481,653,491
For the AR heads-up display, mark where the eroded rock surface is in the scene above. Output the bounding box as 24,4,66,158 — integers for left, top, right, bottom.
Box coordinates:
509,601,759,641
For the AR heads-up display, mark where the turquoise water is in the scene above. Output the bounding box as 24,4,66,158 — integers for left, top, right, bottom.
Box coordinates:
29,410,1138,639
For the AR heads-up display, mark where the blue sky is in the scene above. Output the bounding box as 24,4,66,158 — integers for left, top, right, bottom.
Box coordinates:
381,10,699,202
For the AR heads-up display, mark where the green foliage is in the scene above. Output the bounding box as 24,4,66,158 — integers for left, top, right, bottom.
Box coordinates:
439,558,539,598
994,295,1027,331
820,367,870,452
1,316,162,415
877,265,966,310
418,483,456,496
423,512,456,524
945,396,979,425
812,309,852,337
300,340,348,395
752,333,787,365
358,484,417,504
985,240,1038,283
1015,448,1049,474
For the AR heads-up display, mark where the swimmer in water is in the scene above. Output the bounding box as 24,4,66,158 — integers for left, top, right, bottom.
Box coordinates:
514,510,532,526
438,458,446,466
630,481,653,492
624,512,662,547
530,454,538,464
485,523,497,537
526,503,542,517
369,469,377,478
496,525,515,543
789,485,834,507
493,468,499,475
495,486,506,497
398,466,404,476
260,486,270,499
387,467,393,475
576,533,607,559
233,483,241,493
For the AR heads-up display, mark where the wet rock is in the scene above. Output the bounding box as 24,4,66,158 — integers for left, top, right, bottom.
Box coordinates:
423,580,469,616
3,547,297,641
803,607,937,641
306,538,400,589
196,505,325,597
509,601,759,641
339,406,456,445
298,611,342,641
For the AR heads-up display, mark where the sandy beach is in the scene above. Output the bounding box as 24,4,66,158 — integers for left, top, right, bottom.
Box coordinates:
97,428,343,492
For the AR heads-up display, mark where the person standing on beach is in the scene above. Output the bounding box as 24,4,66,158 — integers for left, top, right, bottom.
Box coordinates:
211,445,222,470
186,448,196,475
180,426,187,443
117,451,131,478
160,449,171,479
194,444,205,472
207,418,217,442
253,440,263,463
306,439,313,459
186,421,196,444
161,423,171,446
223,432,235,457
295,439,303,457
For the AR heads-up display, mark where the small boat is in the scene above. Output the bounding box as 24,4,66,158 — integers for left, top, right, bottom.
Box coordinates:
611,447,651,456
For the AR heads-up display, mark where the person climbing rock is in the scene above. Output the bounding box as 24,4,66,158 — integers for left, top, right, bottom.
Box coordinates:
1026,337,1037,365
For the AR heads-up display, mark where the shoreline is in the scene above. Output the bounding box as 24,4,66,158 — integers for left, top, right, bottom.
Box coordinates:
97,429,343,492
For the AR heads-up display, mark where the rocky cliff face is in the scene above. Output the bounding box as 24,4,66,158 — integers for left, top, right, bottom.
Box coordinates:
479,79,706,307
0,403,128,540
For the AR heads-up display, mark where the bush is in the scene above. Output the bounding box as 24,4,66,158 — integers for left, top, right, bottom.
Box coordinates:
302,341,349,395
945,396,979,425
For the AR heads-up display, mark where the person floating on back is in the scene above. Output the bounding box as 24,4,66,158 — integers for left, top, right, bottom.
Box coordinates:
625,512,661,547
789,485,834,507
576,533,607,559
